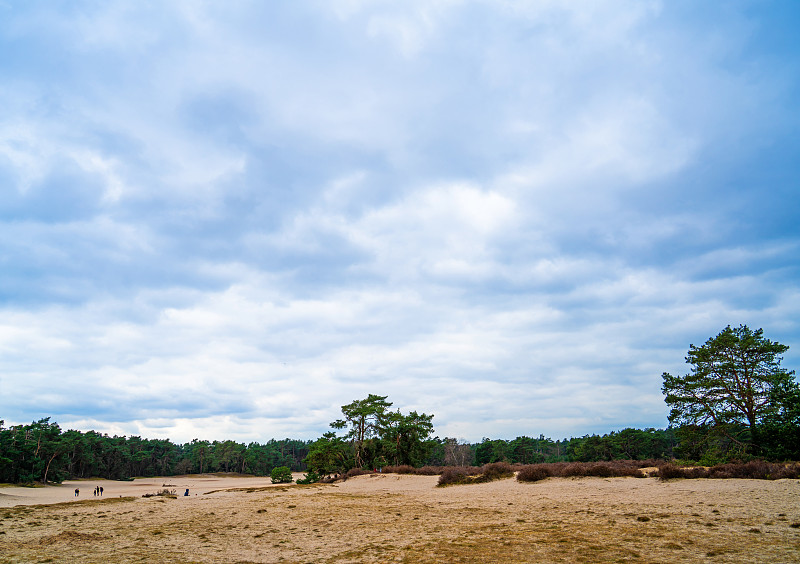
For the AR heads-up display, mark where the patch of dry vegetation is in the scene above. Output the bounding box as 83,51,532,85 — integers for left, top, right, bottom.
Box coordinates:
437,463,515,486
655,460,800,481
517,461,648,482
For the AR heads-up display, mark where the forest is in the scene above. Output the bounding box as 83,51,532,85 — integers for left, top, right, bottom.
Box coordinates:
2,325,797,484
0,416,680,485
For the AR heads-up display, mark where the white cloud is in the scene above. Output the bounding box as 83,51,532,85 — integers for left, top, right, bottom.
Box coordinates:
1,0,797,444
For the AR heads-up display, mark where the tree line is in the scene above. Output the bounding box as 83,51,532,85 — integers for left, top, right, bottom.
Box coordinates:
0,415,679,485
2,325,797,484
0,421,312,485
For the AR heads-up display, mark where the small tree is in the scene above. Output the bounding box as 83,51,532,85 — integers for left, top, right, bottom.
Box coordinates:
270,466,293,483
662,325,796,456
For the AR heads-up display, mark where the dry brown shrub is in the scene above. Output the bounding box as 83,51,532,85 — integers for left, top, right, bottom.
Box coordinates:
383,465,415,474
516,464,551,482
438,467,470,486
481,462,514,481
416,465,445,475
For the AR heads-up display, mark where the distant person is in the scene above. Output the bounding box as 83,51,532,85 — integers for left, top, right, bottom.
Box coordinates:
99,486,104,496
184,488,189,496
74,488,79,497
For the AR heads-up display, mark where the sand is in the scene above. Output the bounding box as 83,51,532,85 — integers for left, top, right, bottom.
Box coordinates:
2,472,800,563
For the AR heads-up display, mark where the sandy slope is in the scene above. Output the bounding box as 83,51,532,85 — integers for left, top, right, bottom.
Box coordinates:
2,473,800,563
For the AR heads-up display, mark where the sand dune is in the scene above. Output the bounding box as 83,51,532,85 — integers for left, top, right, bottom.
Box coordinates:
2,472,800,562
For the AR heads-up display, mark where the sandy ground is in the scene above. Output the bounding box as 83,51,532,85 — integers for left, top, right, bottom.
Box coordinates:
0,475,279,508
2,472,800,563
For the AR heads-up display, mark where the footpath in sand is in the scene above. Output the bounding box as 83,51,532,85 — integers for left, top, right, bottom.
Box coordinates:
2,472,800,563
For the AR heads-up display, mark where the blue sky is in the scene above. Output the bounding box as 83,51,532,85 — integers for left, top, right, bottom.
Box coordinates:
1,0,798,444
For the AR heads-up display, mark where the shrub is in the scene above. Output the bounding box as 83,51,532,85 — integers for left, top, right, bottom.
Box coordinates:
437,463,514,487
438,467,470,486
656,460,800,481
655,463,688,481
142,488,176,498
383,465,415,474
517,461,646,482
516,465,551,483
481,462,514,481
416,466,443,475
270,466,293,484
296,470,320,484
345,467,370,479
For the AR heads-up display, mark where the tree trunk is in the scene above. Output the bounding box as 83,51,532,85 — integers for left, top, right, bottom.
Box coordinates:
42,451,58,484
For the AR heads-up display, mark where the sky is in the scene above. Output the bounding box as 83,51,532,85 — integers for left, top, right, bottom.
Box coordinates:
1,0,798,444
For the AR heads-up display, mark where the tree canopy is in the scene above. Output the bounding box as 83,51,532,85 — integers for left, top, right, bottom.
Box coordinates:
308,394,436,474
662,324,797,457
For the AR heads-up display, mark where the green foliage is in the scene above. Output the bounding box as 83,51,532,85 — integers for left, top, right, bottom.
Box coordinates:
758,379,800,460
270,466,293,483
323,394,435,472
381,410,435,467
296,470,321,484
0,420,312,484
304,432,351,476
331,394,393,469
662,325,796,456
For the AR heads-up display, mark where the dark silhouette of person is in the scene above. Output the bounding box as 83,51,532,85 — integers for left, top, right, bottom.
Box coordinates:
99,486,104,496
74,488,79,497
184,488,189,496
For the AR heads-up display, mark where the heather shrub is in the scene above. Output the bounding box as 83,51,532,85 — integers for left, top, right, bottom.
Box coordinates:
772,463,800,479
561,463,588,477
345,468,370,479
516,461,645,481
655,463,687,480
383,465,415,474
516,464,551,482
607,461,646,477
682,466,709,479
481,462,514,481
654,461,800,481
438,467,470,486
585,463,613,477
707,460,800,480
437,463,514,487
416,466,444,475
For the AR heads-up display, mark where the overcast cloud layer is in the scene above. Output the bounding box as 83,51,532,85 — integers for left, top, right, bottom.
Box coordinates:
1,1,798,443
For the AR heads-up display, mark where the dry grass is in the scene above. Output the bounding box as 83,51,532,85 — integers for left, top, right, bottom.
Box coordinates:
1,473,799,563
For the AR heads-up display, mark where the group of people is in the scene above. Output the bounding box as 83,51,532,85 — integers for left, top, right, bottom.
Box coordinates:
72,485,104,497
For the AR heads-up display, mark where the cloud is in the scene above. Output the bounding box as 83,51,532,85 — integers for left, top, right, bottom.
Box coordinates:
1,1,798,443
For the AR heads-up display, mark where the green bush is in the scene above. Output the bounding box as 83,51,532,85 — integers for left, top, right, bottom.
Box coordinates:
296,470,320,484
270,466,293,484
